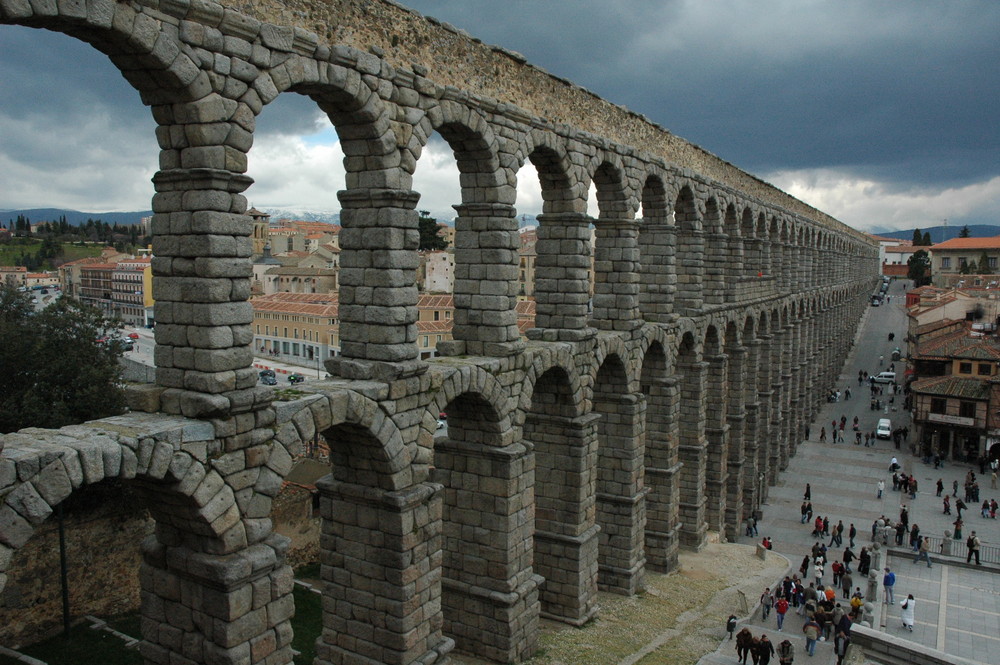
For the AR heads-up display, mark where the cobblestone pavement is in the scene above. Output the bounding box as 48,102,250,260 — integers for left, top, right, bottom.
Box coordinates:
714,279,1000,665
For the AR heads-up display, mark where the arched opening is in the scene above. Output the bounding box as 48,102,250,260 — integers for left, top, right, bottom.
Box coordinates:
589,162,640,331
675,331,708,549
639,340,679,572
432,390,539,663
525,365,597,625
592,353,645,594
638,174,674,324
674,186,703,316
703,325,728,534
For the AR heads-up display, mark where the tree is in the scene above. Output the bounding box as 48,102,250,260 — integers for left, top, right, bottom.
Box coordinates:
912,228,924,245
959,225,971,238
0,285,127,433
979,252,993,275
922,231,932,246
960,259,977,275
907,249,931,285
417,210,448,251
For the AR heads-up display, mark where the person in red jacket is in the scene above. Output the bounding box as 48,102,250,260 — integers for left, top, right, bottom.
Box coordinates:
774,595,790,631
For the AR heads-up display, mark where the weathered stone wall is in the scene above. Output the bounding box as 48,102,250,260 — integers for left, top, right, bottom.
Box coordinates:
0,486,152,648
269,483,319,569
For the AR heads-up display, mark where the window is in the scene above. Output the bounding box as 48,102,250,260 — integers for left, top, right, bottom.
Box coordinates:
930,398,947,414
959,401,976,418
942,257,951,269
422,336,429,347
434,310,440,321
959,257,967,268
991,257,998,269
959,362,973,374
978,363,992,376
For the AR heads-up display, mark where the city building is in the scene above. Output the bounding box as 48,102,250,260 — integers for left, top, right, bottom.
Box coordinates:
112,256,154,326
928,236,1000,288
0,266,27,288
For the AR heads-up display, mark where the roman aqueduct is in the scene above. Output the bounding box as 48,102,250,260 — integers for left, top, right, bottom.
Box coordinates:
0,1,878,664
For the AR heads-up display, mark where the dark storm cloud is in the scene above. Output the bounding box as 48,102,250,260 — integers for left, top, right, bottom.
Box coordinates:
402,0,999,188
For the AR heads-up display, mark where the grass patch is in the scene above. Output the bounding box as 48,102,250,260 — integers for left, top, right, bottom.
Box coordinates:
18,623,142,665
0,240,104,270
292,585,323,665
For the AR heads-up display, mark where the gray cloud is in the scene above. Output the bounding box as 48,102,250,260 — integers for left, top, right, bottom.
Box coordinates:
1,2,997,230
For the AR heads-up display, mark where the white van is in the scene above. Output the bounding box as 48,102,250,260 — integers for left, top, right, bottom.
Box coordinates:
873,371,896,384
876,418,892,439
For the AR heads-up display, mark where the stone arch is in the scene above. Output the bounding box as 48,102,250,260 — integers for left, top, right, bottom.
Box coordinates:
638,170,675,324
1,1,211,105
674,183,704,315
702,324,728,534
426,365,538,662
519,131,592,336
589,156,642,331
520,356,596,625
591,348,646,594
703,195,727,306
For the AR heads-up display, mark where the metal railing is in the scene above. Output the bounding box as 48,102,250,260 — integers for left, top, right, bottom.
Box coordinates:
914,534,999,565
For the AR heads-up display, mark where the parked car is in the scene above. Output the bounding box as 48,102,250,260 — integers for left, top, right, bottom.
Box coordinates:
259,369,276,378
260,375,277,385
128,332,140,339
288,373,305,384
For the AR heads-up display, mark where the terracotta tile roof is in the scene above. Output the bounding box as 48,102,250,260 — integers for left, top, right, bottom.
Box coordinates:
914,318,962,336
254,293,338,304
914,331,1000,361
251,297,338,317
929,236,1000,251
418,294,454,309
909,375,991,400
417,320,453,333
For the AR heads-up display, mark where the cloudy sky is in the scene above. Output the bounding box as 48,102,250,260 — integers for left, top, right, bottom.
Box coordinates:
1,0,997,233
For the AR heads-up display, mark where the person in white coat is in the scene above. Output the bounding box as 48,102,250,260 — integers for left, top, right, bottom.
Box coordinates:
901,593,916,631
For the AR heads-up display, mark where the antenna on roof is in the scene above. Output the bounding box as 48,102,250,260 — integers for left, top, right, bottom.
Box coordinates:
942,219,948,243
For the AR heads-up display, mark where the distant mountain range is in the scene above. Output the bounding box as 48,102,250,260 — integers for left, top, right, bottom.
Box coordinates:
0,208,153,226
873,224,1000,242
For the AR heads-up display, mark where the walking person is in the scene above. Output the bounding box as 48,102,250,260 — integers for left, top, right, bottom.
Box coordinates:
936,478,944,497
804,484,811,501
967,531,981,565
778,639,794,665
877,479,884,499
760,588,774,620
756,634,775,665
775,595,789,631
883,567,896,604
848,523,857,548
900,594,916,632
914,536,932,567
802,617,820,657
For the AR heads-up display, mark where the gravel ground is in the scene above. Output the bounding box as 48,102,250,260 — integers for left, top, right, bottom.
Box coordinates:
451,541,790,665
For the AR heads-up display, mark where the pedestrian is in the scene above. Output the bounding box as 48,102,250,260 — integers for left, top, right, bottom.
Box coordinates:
956,498,966,519
775,595,789,631
760,588,774,620
909,523,920,551
834,624,851,665
736,628,754,664
800,501,809,524
804,484,811,501
727,614,738,640
820,427,827,443
992,470,998,489
966,531,981,565
882,567,896,604
841,571,853,599
953,518,963,540
900,594,915,632
843,546,855,572
991,499,998,519
802,618,820,657
858,547,870,575
914,536,932,567
778,639,794,665
953,479,959,497
943,495,951,515
822,516,830,536
756,634,775,665
877,479,884,499
848,523,856,548
936,478,943,497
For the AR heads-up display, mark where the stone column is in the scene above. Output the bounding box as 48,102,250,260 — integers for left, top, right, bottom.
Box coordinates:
315,478,453,665
771,325,792,475
331,188,424,381
528,412,600,625
704,352,729,535
744,237,763,281
704,232,728,307
444,203,524,357
433,437,541,662
594,392,647,595
529,212,595,341
643,376,681,572
742,340,762,516
725,344,748,541
678,360,708,550
139,535,294,665
755,334,775,501
638,222,678,324
151,167,262,419
591,218,642,333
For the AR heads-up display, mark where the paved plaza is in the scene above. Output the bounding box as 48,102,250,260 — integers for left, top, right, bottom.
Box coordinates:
703,279,1000,664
